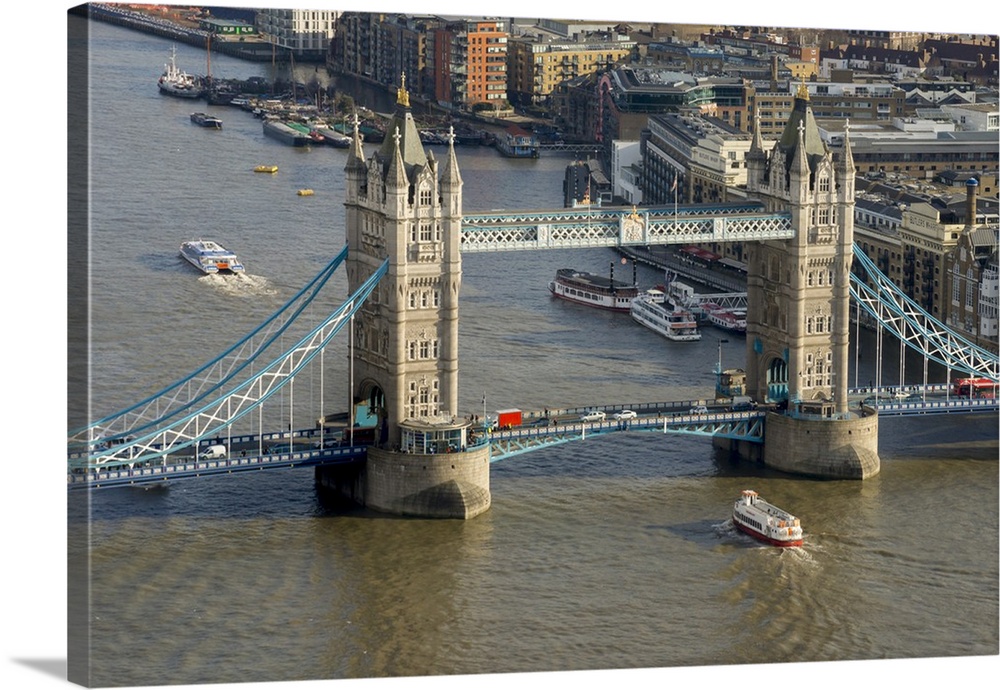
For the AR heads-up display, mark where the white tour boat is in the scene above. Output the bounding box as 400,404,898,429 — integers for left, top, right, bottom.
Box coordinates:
179,240,245,274
732,489,803,547
630,290,701,341
705,305,747,333
549,268,639,312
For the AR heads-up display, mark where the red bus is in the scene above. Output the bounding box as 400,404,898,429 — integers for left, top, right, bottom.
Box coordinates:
951,377,999,398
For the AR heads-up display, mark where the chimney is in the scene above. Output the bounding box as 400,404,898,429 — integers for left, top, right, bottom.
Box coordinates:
965,177,979,229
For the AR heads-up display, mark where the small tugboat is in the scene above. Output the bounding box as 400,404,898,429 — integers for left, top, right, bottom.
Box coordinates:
157,46,202,99
732,490,803,547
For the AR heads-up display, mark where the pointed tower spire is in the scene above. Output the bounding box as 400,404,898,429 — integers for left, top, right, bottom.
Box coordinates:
838,118,855,175
346,110,365,171
748,107,765,156
793,119,810,178
386,125,408,190
441,125,463,188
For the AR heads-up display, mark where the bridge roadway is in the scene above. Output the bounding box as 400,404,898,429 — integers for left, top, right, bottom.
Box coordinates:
69,388,997,489
459,202,793,253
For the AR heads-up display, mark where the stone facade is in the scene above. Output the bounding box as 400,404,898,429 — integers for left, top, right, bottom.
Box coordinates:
763,411,880,479
742,84,880,478
335,82,492,518
365,446,491,518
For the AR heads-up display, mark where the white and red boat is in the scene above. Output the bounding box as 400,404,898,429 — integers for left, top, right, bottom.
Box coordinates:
732,489,803,547
630,290,701,341
705,305,747,333
549,268,639,312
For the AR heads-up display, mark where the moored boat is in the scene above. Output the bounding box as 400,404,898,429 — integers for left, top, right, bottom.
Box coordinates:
262,119,312,147
190,112,222,129
311,126,351,147
705,305,747,333
157,46,202,99
732,490,803,547
548,268,639,312
630,290,701,341
179,240,245,275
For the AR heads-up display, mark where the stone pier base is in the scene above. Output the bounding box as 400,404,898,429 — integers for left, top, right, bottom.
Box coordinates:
316,445,492,519
715,411,880,479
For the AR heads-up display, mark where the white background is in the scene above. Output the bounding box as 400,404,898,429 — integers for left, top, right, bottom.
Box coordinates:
4,1,997,689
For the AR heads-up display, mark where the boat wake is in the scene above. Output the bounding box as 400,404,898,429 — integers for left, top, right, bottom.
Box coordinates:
199,272,278,297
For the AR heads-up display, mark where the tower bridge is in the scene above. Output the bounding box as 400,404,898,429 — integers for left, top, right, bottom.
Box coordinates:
70,81,999,517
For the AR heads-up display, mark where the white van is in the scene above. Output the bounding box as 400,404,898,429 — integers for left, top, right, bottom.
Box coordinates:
199,444,227,460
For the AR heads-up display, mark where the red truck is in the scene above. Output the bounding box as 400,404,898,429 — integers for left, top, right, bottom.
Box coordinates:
495,409,522,429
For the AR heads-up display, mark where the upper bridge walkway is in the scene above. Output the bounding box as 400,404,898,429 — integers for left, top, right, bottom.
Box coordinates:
460,202,793,252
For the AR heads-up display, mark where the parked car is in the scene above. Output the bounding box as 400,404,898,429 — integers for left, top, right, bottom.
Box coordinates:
613,410,638,421
580,410,606,422
688,405,708,415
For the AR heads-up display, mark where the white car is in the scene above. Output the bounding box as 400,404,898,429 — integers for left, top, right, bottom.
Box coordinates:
613,410,638,421
688,405,709,415
581,410,606,422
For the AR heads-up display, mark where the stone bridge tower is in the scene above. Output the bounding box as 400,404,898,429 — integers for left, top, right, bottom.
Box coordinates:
316,78,491,517
736,85,880,479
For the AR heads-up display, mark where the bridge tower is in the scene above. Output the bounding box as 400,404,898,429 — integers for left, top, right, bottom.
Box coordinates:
736,86,880,479
316,78,491,518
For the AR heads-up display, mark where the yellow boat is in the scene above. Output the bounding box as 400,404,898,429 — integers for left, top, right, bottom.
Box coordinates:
297,188,315,196
254,165,278,173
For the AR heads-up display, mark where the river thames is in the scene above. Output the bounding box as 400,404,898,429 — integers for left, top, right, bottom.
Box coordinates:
7,6,998,690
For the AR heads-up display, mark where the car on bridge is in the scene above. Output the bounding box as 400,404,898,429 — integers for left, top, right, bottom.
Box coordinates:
613,410,638,421
688,405,709,415
580,410,606,422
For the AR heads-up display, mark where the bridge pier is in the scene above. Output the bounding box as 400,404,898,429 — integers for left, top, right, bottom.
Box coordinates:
315,446,491,518
715,411,880,479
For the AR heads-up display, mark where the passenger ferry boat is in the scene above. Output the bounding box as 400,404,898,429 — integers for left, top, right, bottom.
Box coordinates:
630,290,701,341
705,305,747,333
732,490,803,547
549,268,639,312
179,240,245,274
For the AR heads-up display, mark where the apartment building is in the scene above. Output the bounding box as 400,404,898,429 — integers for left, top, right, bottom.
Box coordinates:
256,7,339,60
507,30,634,107
427,18,508,110
852,177,999,351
